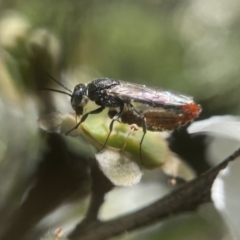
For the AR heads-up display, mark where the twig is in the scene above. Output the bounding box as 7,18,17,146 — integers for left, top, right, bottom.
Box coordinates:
68,147,240,240
68,159,113,239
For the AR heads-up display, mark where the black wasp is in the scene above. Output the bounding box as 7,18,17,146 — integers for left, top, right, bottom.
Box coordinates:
43,76,201,158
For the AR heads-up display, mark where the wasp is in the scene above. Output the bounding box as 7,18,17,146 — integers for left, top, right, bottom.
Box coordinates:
43,76,201,157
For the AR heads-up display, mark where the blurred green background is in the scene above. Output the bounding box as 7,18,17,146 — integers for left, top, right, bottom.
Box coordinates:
0,0,239,239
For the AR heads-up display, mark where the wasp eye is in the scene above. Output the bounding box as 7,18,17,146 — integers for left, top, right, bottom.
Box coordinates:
75,96,88,115
71,84,87,111
80,96,88,107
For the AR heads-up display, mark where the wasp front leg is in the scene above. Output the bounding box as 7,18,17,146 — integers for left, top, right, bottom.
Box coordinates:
65,106,105,135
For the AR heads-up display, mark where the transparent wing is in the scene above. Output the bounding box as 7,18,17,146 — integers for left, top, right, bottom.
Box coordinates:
107,81,194,107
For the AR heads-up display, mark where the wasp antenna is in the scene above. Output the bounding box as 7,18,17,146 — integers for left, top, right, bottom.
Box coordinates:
46,73,72,93
40,87,72,97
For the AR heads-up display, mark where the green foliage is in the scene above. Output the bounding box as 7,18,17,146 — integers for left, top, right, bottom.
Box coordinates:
0,0,240,239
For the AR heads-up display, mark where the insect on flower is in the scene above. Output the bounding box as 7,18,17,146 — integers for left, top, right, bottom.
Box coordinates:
108,102,201,132
42,76,201,158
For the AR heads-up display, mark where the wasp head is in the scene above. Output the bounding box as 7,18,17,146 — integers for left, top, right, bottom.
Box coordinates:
71,84,88,115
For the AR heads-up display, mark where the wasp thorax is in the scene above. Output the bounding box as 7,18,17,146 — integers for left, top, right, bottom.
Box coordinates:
71,84,88,115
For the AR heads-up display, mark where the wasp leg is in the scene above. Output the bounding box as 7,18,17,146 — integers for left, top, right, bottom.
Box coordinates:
101,104,124,150
65,106,105,135
128,104,147,161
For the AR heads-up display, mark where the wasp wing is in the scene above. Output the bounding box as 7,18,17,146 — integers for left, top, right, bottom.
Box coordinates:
107,81,194,107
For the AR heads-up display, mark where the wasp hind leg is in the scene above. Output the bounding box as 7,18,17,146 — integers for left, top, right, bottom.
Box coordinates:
128,104,147,161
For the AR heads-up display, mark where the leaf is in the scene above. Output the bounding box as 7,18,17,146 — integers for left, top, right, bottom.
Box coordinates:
161,153,196,181
39,112,195,184
81,119,171,169
188,116,240,141
211,159,240,239
96,148,143,186
38,112,81,136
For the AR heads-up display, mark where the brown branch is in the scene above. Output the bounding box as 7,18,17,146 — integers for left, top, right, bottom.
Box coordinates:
85,159,114,221
68,147,240,240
